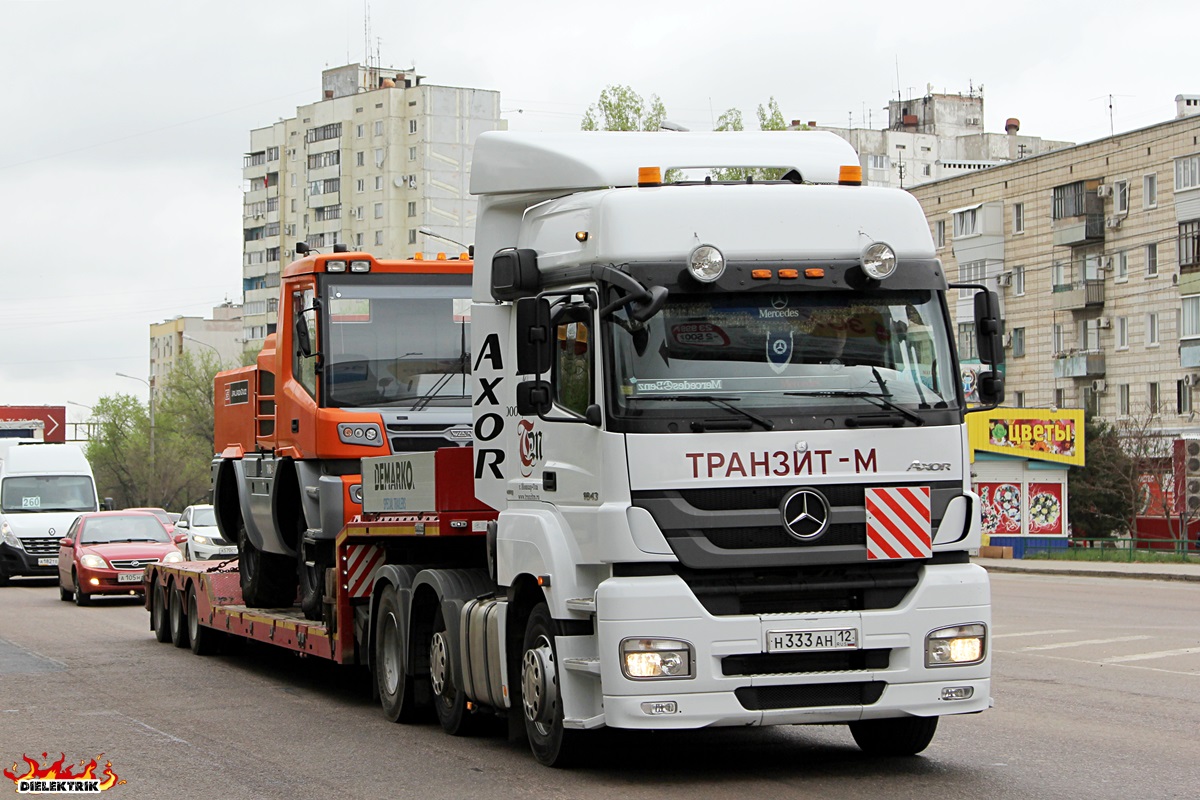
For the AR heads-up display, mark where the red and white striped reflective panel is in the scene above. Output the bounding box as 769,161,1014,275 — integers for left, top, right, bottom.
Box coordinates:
865,486,932,560
343,544,385,598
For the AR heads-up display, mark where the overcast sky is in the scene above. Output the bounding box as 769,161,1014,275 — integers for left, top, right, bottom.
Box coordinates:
1,0,1194,423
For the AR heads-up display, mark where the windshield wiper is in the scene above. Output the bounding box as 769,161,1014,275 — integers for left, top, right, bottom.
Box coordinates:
630,394,774,430
784,389,925,427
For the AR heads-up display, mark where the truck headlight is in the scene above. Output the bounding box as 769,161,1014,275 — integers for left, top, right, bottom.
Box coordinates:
80,554,107,569
621,638,693,680
688,245,724,283
1,522,22,549
861,242,897,280
926,623,987,667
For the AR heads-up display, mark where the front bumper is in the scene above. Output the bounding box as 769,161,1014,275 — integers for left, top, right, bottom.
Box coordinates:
76,565,150,596
583,563,991,730
0,541,58,577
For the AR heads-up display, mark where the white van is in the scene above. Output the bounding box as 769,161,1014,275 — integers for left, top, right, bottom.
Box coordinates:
0,443,99,584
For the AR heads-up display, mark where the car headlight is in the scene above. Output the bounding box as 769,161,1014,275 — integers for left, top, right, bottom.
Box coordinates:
1,521,22,549
79,554,107,569
162,550,184,564
926,623,987,667
621,638,694,680
191,535,212,546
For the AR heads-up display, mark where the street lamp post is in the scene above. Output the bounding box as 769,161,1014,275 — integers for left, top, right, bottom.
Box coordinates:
182,333,221,360
115,372,154,464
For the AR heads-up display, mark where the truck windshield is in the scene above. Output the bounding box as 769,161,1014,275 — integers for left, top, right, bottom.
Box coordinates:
609,289,960,425
1,476,97,513
322,281,471,409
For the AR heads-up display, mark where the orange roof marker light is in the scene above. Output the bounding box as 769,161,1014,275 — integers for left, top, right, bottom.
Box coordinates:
638,166,663,187
778,269,799,279
838,165,863,186
751,269,772,280
804,268,825,279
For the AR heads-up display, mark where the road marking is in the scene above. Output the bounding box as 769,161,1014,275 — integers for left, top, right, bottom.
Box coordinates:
1021,635,1151,651
1025,652,1200,677
993,629,1076,639
1101,647,1200,664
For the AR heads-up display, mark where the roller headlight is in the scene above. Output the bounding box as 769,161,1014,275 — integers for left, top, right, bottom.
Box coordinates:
926,623,987,667
80,553,107,569
861,242,897,280
688,245,725,283
621,638,694,680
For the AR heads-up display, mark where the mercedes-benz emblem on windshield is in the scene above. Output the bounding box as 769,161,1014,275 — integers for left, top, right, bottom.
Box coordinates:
780,488,831,540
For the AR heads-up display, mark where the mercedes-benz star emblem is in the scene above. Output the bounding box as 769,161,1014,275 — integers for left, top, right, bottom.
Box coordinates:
780,488,831,541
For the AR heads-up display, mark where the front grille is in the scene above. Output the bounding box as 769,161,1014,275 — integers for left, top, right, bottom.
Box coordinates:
385,423,456,432
110,558,160,569
722,649,891,676
680,484,867,511
390,436,455,452
735,681,886,710
19,538,58,556
703,523,863,550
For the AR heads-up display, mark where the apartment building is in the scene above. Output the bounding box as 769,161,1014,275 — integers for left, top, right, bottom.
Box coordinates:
149,302,244,395
908,95,1200,437
240,63,502,345
799,86,1073,189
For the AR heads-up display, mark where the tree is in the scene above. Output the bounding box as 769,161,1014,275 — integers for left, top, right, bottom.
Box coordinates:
1067,417,1135,538
710,97,798,182
581,85,668,132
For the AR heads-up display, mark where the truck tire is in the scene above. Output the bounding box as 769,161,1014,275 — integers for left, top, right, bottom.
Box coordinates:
238,520,298,608
521,602,581,767
849,716,939,756
375,586,419,723
187,584,220,655
430,606,481,736
298,538,328,622
169,583,190,649
151,582,171,643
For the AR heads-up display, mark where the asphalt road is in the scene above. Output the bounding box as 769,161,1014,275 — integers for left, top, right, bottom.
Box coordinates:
1,572,1197,799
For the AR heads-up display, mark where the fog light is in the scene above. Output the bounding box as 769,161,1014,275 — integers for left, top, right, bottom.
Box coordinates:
926,624,986,667
621,638,693,680
687,245,724,283
89,577,100,586
640,701,678,715
941,686,975,701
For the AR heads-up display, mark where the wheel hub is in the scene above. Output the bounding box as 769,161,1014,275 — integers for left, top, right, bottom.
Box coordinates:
522,636,557,725
430,631,449,697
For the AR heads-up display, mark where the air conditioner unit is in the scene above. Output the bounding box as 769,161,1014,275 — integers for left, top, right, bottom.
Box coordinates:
1091,379,1107,393
1097,317,1112,329
1002,332,1013,347
1106,216,1123,229
1096,183,1112,197
1099,256,1113,271
1185,374,1200,387
996,272,1013,287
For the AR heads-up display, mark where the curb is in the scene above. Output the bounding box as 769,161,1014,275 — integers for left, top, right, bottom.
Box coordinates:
978,564,1200,583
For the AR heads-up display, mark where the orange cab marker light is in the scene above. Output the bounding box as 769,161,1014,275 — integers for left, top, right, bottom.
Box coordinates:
751,269,773,280
778,269,799,279
838,165,863,185
805,268,825,278
413,253,424,260
638,166,662,187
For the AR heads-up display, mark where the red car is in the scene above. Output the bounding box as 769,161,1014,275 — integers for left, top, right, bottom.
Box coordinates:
58,511,186,606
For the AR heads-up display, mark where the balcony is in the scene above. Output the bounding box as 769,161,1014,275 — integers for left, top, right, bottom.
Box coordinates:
1181,339,1200,370
1053,350,1106,379
1051,279,1105,311
1052,213,1105,247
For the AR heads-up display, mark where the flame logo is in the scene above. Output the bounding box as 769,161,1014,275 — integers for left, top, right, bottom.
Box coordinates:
4,753,124,791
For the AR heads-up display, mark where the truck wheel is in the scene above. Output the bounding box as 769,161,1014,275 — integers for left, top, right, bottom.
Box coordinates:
169,583,190,649
73,573,91,606
238,521,297,608
521,602,580,767
151,582,171,642
430,607,480,736
849,716,939,756
298,539,329,622
375,586,419,723
187,584,220,655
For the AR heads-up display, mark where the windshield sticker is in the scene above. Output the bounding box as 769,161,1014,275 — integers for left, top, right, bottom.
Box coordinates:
766,330,793,374
670,323,729,347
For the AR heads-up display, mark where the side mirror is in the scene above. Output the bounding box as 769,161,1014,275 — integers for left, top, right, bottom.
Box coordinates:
976,369,1005,406
515,297,553,375
628,285,669,323
516,380,552,416
176,519,189,529
295,314,313,357
101,497,114,511
974,290,1004,366
59,537,73,548
174,533,189,545
491,248,540,301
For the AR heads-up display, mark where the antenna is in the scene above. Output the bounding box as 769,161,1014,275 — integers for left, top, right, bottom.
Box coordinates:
1109,93,1114,137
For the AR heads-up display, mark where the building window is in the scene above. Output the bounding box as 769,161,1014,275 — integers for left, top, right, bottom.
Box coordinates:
1011,327,1025,358
355,206,363,220
1116,316,1129,349
958,260,985,298
1083,387,1100,418
356,178,365,193
1148,382,1160,414
356,151,365,167
374,120,384,136
1146,243,1158,276
1179,220,1200,269
934,219,945,248
373,203,384,219
306,123,342,144
375,176,384,191
409,119,418,135
1147,312,1160,346
1175,154,1200,191
958,322,977,360
355,232,363,247
954,207,980,238
1115,250,1128,281
356,124,364,138
375,230,384,246
1114,179,1129,215
1179,380,1194,415
1118,384,1130,416
922,164,931,177
1182,295,1200,339
1051,261,1067,290
1014,390,1025,408
1052,182,1085,219
375,148,385,167
1013,264,1025,295
408,229,417,245
1054,388,1067,410
1052,323,1065,354
407,201,416,217
409,146,417,161
1144,173,1158,209
868,154,889,170
1013,203,1024,234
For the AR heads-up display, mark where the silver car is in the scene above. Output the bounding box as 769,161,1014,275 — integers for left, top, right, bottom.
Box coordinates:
176,504,238,561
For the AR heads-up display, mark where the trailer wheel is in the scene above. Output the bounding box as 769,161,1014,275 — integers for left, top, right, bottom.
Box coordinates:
521,603,580,767
238,519,298,608
169,583,190,649
849,716,939,756
151,581,171,643
430,606,480,736
298,538,329,622
187,584,220,655
375,586,419,723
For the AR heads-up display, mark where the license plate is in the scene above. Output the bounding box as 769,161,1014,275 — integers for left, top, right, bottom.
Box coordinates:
117,571,145,584
766,627,859,653
218,546,238,556
37,557,58,567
